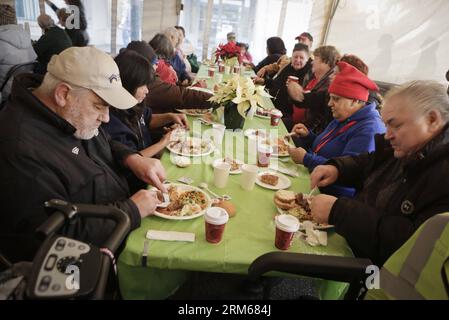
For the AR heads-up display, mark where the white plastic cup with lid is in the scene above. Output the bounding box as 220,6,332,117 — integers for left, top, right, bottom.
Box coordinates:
213,162,231,188
240,164,259,191
205,207,229,243
275,214,300,250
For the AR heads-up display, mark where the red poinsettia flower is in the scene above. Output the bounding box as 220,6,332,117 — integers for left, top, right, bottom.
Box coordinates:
215,42,242,62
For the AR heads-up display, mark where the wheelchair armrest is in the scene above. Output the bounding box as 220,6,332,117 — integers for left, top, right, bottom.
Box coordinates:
248,252,373,284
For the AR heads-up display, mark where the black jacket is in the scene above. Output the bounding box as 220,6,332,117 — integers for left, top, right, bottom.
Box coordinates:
265,59,313,118
292,69,334,135
0,74,141,260
33,26,72,73
328,129,449,265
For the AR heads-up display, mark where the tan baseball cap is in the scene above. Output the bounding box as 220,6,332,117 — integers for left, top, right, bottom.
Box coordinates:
47,46,137,110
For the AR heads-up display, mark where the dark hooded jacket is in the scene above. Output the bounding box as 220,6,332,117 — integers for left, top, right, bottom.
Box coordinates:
328,128,449,265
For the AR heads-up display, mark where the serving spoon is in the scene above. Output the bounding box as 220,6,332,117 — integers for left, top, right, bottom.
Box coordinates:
199,182,232,201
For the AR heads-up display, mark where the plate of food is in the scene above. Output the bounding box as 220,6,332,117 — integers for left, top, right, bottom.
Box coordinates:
186,87,214,95
273,190,333,230
255,107,271,119
271,138,293,157
176,108,213,116
167,136,215,157
151,184,212,220
244,129,272,140
255,171,291,190
212,157,244,174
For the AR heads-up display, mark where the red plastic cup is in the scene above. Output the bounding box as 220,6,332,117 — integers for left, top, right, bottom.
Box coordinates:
208,68,215,77
275,214,300,250
205,207,229,244
257,144,273,168
270,109,283,126
288,75,299,83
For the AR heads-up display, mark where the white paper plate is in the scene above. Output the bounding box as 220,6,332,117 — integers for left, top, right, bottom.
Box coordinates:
176,108,213,116
150,183,212,220
186,86,214,95
276,207,334,230
255,171,291,190
212,158,244,174
167,137,215,157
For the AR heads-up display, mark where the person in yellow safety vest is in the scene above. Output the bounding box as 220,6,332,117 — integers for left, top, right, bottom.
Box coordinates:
366,212,449,300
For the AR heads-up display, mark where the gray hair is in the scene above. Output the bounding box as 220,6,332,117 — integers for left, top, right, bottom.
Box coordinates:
164,27,180,47
38,73,90,98
37,14,55,30
385,80,449,123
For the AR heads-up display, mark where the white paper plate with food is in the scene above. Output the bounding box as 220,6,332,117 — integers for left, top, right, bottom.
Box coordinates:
273,190,333,230
212,157,244,174
150,183,212,220
255,107,271,119
271,138,293,157
244,129,273,140
255,171,291,190
186,86,214,95
176,108,213,116
167,136,215,157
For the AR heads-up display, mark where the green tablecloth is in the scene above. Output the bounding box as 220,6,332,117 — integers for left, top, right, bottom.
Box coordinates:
117,66,353,300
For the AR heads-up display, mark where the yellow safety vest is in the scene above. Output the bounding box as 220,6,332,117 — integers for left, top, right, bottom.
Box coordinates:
366,213,449,300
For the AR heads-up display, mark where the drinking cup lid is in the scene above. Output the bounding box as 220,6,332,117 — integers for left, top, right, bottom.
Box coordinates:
205,207,229,225
276,214,300,233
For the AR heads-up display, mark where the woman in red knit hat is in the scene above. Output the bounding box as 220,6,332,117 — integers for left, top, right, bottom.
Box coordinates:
288,61,385,198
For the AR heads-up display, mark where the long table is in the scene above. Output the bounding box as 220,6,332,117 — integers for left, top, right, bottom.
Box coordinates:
117,65,353,299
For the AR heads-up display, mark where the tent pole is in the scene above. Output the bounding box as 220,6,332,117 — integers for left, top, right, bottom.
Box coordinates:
322,0,339,45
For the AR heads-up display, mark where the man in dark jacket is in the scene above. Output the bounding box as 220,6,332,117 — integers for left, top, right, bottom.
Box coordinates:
0,47,166,261
309,80,449,266
33,14,72,74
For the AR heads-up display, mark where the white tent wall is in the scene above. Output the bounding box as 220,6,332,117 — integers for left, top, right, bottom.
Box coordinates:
319,0,449,84
142,0,178,42
308,0,333,48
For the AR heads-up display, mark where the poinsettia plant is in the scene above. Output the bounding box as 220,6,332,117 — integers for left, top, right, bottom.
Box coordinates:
215,42,241,63
208,75,272,118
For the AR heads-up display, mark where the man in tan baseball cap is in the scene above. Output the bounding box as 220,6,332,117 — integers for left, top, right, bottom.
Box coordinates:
47,46,138,110
0,46,166,259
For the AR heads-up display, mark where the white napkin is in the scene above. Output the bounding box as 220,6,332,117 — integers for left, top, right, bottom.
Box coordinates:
301,221,327,247
146,230,195,242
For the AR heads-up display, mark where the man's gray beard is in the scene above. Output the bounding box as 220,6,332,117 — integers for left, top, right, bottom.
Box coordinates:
74,128,99,140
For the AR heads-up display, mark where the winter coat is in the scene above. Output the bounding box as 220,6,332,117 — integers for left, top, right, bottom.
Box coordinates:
145,77,213,114
328,126,449,265
300,102,385,197
0,74,141,261
33,26,72,73
0,24,36,100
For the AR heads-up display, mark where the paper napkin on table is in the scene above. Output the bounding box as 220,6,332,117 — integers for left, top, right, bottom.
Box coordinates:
146,230,195,242
301,221,327,247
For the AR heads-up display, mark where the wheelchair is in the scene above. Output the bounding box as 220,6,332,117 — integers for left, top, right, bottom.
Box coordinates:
0,199,130,300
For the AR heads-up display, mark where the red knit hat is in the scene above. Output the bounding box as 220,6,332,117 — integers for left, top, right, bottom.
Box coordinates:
329,61,378,101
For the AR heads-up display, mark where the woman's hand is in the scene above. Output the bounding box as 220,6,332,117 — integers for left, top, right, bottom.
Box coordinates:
291,123,309,138
253,76,265,85
310,165,339,189
288,147,307,165
256,67,267,78
169,113,189,129
159,131,173,147
286,81,304,102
